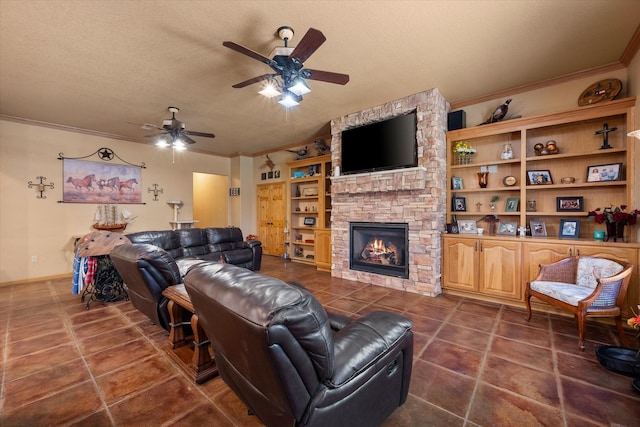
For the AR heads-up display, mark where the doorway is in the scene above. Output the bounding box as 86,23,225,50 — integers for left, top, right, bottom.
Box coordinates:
193,172,228,227
257,182,286,256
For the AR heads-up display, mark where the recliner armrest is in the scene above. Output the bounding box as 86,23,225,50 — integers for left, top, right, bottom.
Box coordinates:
246,239,262,248
331,311,412,386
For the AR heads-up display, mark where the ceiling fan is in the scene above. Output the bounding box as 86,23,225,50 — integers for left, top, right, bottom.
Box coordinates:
141,106,215,150
223,26,349,107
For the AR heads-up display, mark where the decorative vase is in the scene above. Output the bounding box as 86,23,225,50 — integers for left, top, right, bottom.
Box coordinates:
477,172,488,188
458,153,473,164
606,222,625,242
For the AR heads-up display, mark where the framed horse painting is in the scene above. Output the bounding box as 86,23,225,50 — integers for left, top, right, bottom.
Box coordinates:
63,159,142,204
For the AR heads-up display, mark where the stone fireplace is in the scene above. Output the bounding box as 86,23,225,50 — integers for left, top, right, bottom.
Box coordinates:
330,88,448,295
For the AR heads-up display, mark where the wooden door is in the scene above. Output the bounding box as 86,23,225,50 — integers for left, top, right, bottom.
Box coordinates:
442,237,478,292
257,183,286,256
479,240,521,300
314,228,331,271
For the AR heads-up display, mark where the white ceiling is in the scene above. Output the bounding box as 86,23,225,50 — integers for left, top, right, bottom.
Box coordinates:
1,1,638,157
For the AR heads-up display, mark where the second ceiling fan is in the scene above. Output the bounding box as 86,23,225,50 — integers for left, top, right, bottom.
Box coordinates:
223,26,349,107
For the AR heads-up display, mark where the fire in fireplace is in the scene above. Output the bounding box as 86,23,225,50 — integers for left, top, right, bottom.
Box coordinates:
349,222,409,279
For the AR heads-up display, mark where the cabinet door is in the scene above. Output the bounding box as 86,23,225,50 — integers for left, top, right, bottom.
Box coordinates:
314,229,331,271
522,242,570,282
479,240,522,300
443,237,478,291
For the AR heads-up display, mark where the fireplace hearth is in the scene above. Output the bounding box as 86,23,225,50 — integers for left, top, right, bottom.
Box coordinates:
350,222,409,279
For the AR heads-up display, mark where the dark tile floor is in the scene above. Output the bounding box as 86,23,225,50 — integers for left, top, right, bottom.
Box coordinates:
1,255,639,426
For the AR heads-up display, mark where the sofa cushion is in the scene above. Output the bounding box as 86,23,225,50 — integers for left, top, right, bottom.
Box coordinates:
176,229,209,258
206,227,244,244
576,257,624,289
223,248,253,264
127,230,184,260
529,281,593,306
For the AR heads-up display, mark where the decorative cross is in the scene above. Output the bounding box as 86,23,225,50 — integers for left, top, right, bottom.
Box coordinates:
595,123,617,150
28,176,55,199
147,183,163,201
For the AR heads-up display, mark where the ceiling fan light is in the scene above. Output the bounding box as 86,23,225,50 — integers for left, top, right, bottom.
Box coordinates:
155,138,170,148
259,83,281,98
289,78,311,96
173,139,187,150
279,92,301,108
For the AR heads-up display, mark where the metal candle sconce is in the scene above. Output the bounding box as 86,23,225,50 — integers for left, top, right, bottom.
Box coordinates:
28,176,54,199
148,183,163,201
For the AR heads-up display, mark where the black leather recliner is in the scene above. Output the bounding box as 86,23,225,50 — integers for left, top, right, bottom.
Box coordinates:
184,263,414,427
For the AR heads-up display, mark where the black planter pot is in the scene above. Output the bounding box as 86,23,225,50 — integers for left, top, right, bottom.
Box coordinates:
595,345,640,377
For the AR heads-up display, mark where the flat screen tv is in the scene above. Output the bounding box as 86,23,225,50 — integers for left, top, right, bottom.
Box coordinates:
341,111,417,175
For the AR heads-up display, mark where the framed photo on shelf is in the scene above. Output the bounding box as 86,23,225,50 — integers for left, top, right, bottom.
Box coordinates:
452,196,467,212
586,163,622,182
526,170,553,185
556,196,584,212
457,220,477,234
497,221,517,235
559,219,580,239
452,176,463,190
530,221,547,237
505,197,519,212
303,217,316,226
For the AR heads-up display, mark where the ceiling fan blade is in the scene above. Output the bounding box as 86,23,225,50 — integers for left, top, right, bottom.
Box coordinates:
144,132,168,138
232,74,272,88
185,130,216,139
304,69,350,85
290,28,326,64
180,135,197,145
223,41,272,64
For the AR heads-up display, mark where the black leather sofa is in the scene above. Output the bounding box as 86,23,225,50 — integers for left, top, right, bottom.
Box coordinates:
184,262,414,427
110,227,261,330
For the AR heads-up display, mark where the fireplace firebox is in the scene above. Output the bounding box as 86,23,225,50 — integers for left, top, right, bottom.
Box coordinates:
349,222,409,279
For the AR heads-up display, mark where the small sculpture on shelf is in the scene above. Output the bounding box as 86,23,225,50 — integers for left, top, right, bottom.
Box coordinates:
479,99,511,125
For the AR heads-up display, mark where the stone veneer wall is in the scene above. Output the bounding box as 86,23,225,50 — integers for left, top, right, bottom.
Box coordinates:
330,88,448,295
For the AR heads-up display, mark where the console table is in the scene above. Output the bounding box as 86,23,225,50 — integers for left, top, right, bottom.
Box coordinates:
162,284,218,384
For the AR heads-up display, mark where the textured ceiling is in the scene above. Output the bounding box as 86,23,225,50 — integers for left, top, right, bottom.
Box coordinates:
1,1,638,157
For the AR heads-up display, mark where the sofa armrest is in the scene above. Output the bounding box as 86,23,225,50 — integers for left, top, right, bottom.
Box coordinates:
331,311,412,386
246,239,262,248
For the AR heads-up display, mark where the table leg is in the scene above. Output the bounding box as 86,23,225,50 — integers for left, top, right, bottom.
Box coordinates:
167,300,189,349
191,313,217,384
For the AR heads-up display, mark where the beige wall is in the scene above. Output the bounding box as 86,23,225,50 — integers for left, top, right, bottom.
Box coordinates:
193,172,229,227
0,120,230,283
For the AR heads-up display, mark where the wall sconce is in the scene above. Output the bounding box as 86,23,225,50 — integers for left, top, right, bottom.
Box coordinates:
148,183,164,201
27,176,54,199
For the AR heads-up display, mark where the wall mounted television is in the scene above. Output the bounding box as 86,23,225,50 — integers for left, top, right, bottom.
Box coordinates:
341,110,418,175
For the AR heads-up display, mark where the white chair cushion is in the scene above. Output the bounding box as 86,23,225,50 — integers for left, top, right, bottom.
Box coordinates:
530,281,593,306
576,257,623,289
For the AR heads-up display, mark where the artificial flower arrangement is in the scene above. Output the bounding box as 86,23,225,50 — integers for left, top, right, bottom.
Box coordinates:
628,306,640,330
587,205,640,225
453,141,476,154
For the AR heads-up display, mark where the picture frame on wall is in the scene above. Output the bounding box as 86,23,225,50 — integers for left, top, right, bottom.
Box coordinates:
586,163,622,182
497,221,517,235
452,196,467,212
457,220,477,234
505,197,519,212
452,176,463,190
526,170,553,185
530,221,547,237
559,219,580,239
556,196,584,212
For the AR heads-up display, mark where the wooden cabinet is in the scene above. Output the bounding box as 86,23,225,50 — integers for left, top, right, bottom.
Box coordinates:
257,183,286,256
442,236,521,301
287,154,332,268
523,241,639,318
445,235,639,318
446,98,636,241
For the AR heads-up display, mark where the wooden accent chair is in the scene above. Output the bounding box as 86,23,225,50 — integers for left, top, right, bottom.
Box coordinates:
525,256,633,350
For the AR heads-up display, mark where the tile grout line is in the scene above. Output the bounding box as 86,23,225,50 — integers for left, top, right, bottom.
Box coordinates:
53,280,118,426
461,303,503,427
548,313,569,427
